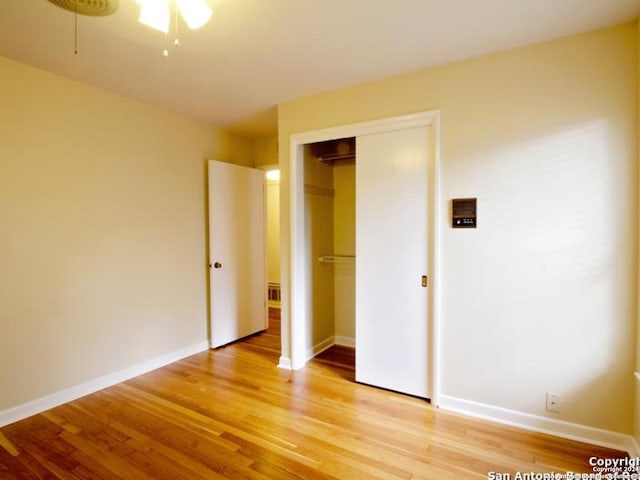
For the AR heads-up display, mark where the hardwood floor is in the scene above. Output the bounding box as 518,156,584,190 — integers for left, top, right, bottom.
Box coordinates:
0,308,627,479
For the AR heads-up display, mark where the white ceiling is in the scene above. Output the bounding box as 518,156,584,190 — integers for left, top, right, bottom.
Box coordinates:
0,0,638,138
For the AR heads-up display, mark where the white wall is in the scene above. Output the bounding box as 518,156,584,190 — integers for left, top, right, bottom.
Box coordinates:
0,55,254,415
279,23,637,435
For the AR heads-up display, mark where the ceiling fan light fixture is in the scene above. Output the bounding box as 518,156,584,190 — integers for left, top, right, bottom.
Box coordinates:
176,0,213,30
137,0,170,33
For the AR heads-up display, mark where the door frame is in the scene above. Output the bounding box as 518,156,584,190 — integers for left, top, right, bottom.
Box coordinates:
287,111,442,406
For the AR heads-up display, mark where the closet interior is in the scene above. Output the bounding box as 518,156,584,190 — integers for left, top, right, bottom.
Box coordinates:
304,137,356,360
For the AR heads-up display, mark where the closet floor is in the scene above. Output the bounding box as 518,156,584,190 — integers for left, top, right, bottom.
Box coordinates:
313,345,355,372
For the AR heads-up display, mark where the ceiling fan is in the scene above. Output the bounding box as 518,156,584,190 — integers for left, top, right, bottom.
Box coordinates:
45,0,213,56
45,0,213,32
46,0,119,16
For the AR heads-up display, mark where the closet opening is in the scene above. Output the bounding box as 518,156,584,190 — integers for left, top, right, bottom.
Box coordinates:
303,137,356,369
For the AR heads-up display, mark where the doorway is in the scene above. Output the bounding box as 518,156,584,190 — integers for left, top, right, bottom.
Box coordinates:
302,138,356,362
287,111,442,405
263,167,281,309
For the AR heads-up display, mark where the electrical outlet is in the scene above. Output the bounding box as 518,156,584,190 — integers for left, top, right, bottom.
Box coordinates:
546,392,560,413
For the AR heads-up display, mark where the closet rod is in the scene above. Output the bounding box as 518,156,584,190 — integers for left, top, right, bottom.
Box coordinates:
318,255,355,264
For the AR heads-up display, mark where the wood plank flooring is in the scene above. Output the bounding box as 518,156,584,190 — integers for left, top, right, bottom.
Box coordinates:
0,308,627,479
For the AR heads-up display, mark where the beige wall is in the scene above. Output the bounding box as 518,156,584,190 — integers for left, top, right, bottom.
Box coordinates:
254,136,278,167
333,161,355,340
279,23,637,433
266,182,281,285
635,18,640,447
0,56,253,413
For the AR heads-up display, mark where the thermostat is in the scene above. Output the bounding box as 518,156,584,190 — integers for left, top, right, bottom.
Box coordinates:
452,198,477,228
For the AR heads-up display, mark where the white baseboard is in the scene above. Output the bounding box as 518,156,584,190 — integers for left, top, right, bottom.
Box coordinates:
439,395,636,455
629,436,640,458
334,336,355,348
632,373,640,457
278,356,292,370
305,335,356,362
299,336,356,365
0,342,209,428
305,336,335,362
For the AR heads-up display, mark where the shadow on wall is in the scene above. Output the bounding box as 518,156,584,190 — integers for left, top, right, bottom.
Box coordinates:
444,118,636,434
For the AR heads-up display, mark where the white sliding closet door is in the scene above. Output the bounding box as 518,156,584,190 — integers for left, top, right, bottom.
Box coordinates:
355,126,431,399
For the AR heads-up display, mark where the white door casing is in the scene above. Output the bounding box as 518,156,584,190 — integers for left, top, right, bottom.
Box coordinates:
355,126,430,399
208,160,266,348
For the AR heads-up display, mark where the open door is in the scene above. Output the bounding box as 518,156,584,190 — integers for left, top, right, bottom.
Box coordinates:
208,160,266,348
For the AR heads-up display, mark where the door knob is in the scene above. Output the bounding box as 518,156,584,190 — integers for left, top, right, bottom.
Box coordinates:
214,262,223,269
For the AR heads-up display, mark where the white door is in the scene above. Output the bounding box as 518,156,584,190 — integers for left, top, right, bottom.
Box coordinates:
355,126,430,398
208,160,266,348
